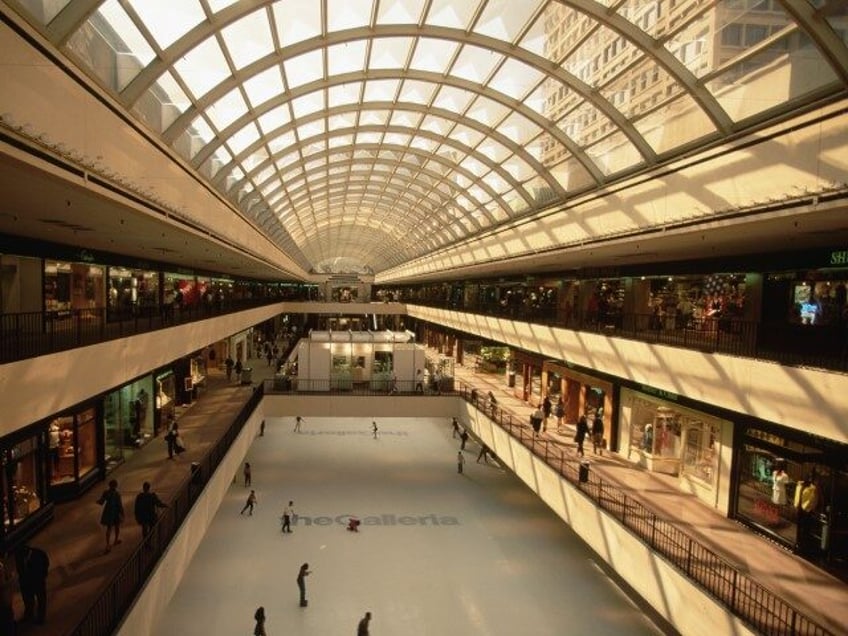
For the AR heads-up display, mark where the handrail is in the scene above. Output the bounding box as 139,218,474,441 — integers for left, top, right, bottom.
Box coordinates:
411,300,848,374
65,380,832,635
69,384,265,636
455,382,834,636
0,299,280,364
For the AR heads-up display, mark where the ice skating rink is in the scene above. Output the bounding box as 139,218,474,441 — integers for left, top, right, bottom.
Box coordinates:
155,417,672,635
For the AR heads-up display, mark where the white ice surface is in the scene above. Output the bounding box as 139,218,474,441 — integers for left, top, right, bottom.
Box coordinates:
155,417,669,635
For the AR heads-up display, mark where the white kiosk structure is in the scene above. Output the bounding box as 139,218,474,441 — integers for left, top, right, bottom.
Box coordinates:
294,330,427,392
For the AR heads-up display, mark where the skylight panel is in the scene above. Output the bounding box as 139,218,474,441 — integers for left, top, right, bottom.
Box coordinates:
221,8,274,70
449,44,502,83
327,0,374,31
466,95,509,127
98,1,156,71
473,0,537,42
291,91,324,119
368,37,414,70
296,120,326,140
420,115,450,136
328,114,356,131
328,83,363,108
409,38,458,74
173,37,231,99
363,79,401,102
376,0,426,25
398,80,436,105
359,110,390,126
425,0,478,29
389,110,422,128
432,86,475,114
227,122,261,155
207,0,240,13
328,41,368,75
206,88,248,131
283,49,324,89
129,0,205,50
273,0,321,48
384,132,411,146
257,105,290,135
243,67,285,109
268,130,296,154
475,138,509,162
356,131,383,144
488,58,544,101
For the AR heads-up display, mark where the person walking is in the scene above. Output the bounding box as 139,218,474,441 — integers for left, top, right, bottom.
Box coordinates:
96,479,124,553
357,611,372,635
282,500,294,533
542,395,552,432
15,544,49,625
240,490,257,516
460,429,469,450
296,563,311,607
476,444,490,464
165,418,178,460
244,462,252,487
253,606,267,636
451,417,460,438
294,415,303,432
260,420,265,437
372,421,379,439
575,414,590,457
591,411,605,455
554,397,565,432
234,359,243,383
225,356,234,381
134,481,167,539
457,450,465,474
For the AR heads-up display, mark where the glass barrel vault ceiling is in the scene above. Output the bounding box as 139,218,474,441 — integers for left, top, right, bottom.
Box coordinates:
11,0,848,275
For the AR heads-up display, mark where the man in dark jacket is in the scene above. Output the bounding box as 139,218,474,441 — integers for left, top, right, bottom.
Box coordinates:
134,481,167,538
16,544,49,624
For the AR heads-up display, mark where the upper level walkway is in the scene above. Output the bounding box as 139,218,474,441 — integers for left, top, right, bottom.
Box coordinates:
3,348,846,636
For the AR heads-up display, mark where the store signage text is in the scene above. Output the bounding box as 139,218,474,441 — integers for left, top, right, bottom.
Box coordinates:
830,250,848,265
639,385,679,401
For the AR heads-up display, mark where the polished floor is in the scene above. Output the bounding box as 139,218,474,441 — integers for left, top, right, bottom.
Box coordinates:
156,415,671,636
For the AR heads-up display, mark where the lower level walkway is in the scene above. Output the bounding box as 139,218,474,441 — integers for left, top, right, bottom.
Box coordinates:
3,348,846,635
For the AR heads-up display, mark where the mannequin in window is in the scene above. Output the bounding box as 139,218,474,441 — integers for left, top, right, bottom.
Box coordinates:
642,422,654,452
49,423,60,469
772,465,789,505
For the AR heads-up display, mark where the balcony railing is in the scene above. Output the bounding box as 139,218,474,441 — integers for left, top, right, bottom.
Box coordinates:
457,383,834,636
69,383,264,636
0,298,278,364
65,380,833,636
412,300,848,373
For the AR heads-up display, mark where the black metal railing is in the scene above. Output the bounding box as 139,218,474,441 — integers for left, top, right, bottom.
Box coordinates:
411,300,848,374
457,383,833,636
69,384,264,636
0,299,278,364
262,377,456,394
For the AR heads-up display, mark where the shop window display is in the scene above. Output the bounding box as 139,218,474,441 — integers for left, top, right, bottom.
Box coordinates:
3,436,44,530
49,407,97,485
156,372,176,425
627,395,722,484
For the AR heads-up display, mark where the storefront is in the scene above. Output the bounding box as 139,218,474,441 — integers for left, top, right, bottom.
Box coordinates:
47,403,100,500
733,422,848,571
103,376,154,472
541,361,615,440
620,387,732,510
107,266,158,319
44,259,106,316
512,350,546,405
1,427,53,549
